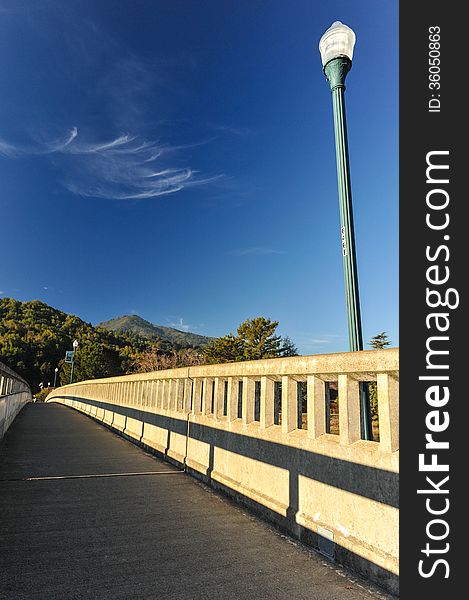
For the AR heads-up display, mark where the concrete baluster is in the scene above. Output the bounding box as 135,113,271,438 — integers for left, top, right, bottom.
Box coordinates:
129,382,134,406
226,377,238,422
150,380,156,409
377,373,399,452
171,379,179,411
192,379,202,415
338,374,361,445
260,376,275,429
242,377,255,424
175,379,184,412
307,375,326,439
165,380,173,411
158,379,165,409
213,377,225,420
129,381,133,406
137,381,142,407
166,379,173,411
126,382,131,405
161,380,169,410
281,376,298,433
161,379,168,410
183,378,193,413
202,378,213,416
154,380,160,409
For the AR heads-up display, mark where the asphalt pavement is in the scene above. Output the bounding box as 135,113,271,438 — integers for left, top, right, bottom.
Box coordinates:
0,403,395,600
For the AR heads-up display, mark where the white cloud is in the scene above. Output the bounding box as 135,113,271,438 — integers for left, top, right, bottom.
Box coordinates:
0,8,226,201
165,317,205,333
167,318,190,332
46,127,78,152
0,138,19,158
0,127,222,200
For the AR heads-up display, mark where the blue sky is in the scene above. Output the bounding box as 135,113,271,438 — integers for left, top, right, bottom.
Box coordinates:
0,0,398,354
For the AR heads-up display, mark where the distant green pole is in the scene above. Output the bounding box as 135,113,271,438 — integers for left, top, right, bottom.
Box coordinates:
70,357,74,385
323,56,372,440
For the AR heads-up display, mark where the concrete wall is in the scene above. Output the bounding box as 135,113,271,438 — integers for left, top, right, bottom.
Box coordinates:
0,361,32,439
46,349,399,594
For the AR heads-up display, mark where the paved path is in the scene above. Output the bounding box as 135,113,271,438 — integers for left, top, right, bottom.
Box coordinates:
0,404,394,600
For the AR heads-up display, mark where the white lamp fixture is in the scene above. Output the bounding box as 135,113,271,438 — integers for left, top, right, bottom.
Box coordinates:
319,21,356,67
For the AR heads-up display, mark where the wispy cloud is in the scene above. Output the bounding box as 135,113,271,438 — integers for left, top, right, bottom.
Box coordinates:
46,127,78,152
0,9,225,202
166,317,204,333
298,334,344,352
1,127,79,157
229,247,285,257
0,127,222,200
0,139,19,158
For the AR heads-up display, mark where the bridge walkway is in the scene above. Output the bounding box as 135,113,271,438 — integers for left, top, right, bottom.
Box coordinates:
0,403,393,600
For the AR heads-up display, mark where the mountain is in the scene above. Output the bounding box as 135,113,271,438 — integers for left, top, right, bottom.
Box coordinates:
0,297,133,391
0,298,213,391
97,315,213,348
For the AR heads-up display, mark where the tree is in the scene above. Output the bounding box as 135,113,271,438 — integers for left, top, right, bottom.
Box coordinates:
237,317,282,360
1,298,146,389
203,317,298,364
280,335,298,357
368,332,391,424
130,344,204,373
203,334,245,364
369,332,391,349
59,335,122,384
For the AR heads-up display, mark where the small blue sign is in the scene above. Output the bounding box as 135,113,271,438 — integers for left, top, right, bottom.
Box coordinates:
65,351,75,363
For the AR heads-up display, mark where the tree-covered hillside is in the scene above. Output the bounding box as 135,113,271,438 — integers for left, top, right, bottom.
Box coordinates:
0,298,187,391
1,299,299,393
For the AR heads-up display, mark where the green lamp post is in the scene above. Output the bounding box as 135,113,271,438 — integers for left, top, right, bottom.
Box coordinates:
70,339,78,385
319,21,372,439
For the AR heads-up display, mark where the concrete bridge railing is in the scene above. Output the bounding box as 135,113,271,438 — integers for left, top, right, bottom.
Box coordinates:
46,348,399,594
0,361,32,439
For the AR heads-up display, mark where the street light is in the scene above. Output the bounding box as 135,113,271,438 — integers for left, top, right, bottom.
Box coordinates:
319,21,372,439
54,367,59,388
70,339,79,384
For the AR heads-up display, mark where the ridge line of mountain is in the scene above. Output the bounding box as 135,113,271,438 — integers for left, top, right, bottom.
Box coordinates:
97,314,213,347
